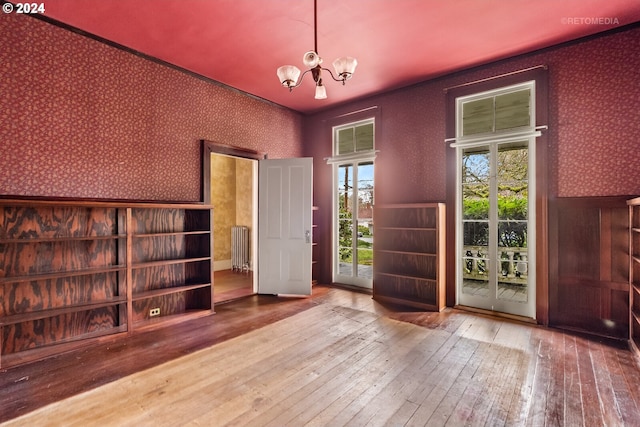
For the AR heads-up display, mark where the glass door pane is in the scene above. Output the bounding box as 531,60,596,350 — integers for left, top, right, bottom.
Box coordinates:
356,162,374,279
497,142,529,304
334,161,374,288
337,164,353,277
461,149,491,299
457,140,534,317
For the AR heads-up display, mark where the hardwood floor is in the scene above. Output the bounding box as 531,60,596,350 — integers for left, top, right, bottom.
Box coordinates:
214,269,254,303
1,285,639,426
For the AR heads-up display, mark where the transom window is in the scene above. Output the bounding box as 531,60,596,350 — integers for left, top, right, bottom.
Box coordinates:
335,120,374,156
459,85,533,138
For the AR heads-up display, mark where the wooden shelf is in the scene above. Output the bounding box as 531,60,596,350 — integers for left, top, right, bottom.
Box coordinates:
131,256,211,269
132,282,211,301
0,265,127,284
376,249,437,257
1,297,127,326
376,226,437,231
373,294,441,311
0,198,213,368
0,235,126,244
632,310,640,324
376,271,437,282
132,231,210,238
373,203,446,311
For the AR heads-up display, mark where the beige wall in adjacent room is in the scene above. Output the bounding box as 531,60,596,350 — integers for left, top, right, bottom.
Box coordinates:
235,158,253,228
211,155,236,264
210,154,254,270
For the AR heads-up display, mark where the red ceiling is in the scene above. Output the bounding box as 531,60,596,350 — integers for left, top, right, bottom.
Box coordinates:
43,0,640,114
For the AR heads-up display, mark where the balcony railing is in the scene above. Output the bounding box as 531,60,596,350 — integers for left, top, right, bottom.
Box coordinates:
462,245,528,286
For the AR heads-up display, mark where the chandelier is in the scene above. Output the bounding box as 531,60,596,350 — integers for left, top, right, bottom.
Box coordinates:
276,0,357,99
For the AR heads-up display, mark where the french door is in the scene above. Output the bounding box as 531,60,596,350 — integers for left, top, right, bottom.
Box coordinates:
457,138,535,318
333,160,374,288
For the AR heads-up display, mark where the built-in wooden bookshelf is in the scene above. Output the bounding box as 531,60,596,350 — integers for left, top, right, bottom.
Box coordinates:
0,198,213,368
373,203,446,311
628,197,640,360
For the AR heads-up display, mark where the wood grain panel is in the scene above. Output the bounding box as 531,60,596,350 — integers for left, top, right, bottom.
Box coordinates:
557,205,599,279
184,286,212,310
131,235,185,264
610,207,629,284
130,208,184,234
2,306,121,354
376,228,437,253
0,239,118,277
0,207,116,239
132,293,185,322
374,274,437,305
375,206,438,229
131,265,185,294
376,252,436,278
549,197,630,339
1,273,119,317
0,200,213,368
184,259,212,284
184,210,211,233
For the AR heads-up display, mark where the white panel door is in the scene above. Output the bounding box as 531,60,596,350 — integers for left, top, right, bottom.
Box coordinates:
258,158,313,296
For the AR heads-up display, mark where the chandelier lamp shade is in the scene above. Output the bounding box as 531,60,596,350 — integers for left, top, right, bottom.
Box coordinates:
276,0,357,100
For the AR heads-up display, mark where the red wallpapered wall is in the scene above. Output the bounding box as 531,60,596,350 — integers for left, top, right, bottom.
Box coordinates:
304,25,640,203
2,14,638,206
0,15,303,201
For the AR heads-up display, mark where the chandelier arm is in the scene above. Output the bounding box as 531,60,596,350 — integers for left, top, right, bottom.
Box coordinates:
321,67,346,84
289,68,314,89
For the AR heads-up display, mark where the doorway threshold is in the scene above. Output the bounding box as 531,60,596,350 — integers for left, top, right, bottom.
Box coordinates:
454,304,537,325
329,282,373,295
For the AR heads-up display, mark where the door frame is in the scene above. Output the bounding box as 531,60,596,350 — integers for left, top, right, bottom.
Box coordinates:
445,66,549,324
202,140,267,203
455,136,537,318
331,159,375,289
201,140,266,295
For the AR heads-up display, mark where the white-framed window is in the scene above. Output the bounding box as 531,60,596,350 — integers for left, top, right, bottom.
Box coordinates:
454,81,537,318
457,82,535,141
328,118,376,289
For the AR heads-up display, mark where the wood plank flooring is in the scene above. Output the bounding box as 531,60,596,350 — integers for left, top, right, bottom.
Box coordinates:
213,269,253,303
1,285,640,426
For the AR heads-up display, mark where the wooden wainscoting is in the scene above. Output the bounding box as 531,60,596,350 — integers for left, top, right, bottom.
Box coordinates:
549,196,630,339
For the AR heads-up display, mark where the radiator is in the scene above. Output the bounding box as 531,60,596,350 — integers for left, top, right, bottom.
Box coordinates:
232,226,250,272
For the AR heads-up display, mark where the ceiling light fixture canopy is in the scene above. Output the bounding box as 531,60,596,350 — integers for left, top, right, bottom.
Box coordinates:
277,0,357,100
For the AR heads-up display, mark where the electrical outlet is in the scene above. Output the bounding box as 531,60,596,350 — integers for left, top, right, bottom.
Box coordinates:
150,308,160,317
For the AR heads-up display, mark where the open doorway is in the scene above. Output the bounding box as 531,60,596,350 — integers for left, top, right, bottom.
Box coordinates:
202,140,314,300
202,141,263,304
210,153,258,303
